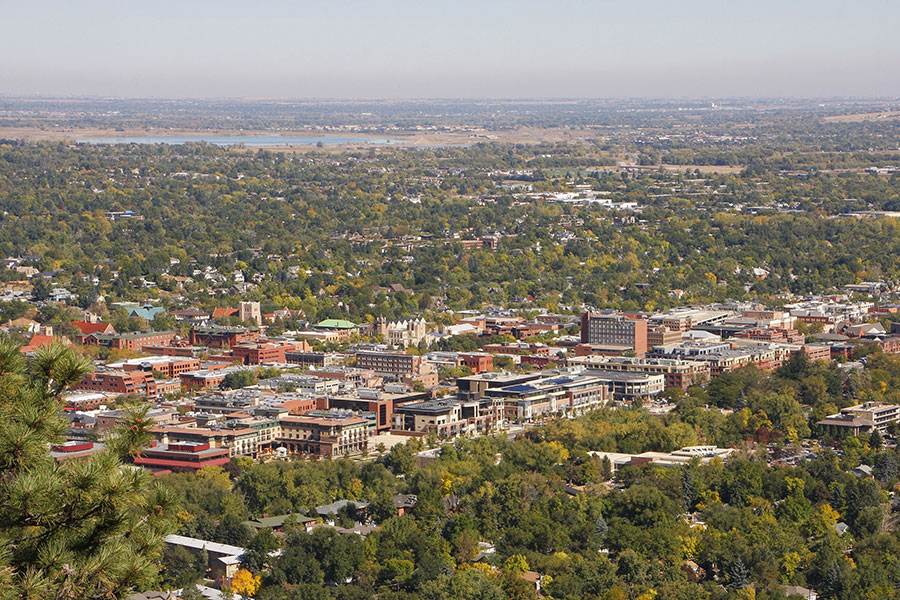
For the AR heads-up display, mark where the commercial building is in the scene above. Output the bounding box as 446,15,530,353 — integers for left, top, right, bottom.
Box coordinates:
482,342,550,356
151,424,268,459
189,325,260,348
649,309,732,332
107,355,201,379
393,397,500,438
255,373,341,395
326,387,427,433
589,446,734,473
179,365,255,390
817,402,900,437
134,442,231,473
94,406,181,433
308,366,381,387
484,372,608,420
576,369,666,401
647,325,682,348
580,312,648,356
356,350,438,386
733,327,806,345
460,352,494,374
49,441,107,463
232,340,310,365
566,355,710,390
277,411,370,458
456,371,545,401
285,351,339,368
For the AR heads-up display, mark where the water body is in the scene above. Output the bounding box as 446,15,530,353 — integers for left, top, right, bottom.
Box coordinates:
77,134,408,147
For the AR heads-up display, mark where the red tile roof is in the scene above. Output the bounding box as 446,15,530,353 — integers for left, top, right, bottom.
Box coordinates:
212,308,239,318
19,334,69,354
71,321,115,335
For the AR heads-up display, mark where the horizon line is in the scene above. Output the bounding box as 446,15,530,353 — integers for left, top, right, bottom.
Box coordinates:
2,94,900,103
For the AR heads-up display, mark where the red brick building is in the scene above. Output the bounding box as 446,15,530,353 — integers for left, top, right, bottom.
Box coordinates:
580,313,649,356
75,370,159,398
459,352,493,374
117,357,201,378
133,442,231,473
189,326,260,348
82,330,176,352
800,344,832,361
232,340,311,365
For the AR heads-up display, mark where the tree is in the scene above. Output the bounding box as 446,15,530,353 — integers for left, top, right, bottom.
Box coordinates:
503,554,529,576
601,455,613,480
31,277,51,302
0,341,178,599
727,558,751,590
222,370,257,389
230,568,262,597
180,585,205,600
869,429,883,451
107,401,156,461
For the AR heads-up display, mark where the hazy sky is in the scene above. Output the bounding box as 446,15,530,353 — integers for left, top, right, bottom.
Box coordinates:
2,0,898,98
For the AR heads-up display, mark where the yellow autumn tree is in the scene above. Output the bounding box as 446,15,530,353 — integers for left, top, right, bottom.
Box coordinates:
230,568,262,597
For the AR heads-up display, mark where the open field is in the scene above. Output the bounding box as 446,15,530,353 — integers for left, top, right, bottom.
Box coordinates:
0,124,588,149
823,110,900,123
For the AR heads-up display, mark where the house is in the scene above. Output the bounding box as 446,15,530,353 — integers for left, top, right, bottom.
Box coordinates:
393,494,418,516
19,333,71,355
162,535,245,583
243,513,318,534
782,585,818,600
3,317,40,333
315,500,369,525
853,464,874,479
